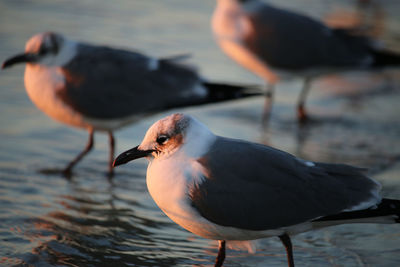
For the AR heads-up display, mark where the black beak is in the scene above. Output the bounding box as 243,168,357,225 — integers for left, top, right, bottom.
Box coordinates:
2,53,39,69
113,145,154,167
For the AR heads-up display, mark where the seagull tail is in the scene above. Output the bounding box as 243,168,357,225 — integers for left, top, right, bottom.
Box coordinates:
202,82,262,103
371,49,400,67
314,198,400,226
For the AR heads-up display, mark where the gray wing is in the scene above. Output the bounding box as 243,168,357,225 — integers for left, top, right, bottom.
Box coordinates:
244,4,373,69
190,137,380,231
57,44,203,119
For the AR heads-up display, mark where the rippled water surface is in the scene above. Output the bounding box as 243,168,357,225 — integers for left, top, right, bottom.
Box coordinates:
1,0,400,266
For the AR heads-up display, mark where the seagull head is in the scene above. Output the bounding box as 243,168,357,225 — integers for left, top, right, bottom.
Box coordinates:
2,32,76,69
113,113,216,167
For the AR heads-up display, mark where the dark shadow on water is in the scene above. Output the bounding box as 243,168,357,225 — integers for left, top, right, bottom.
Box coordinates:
38,168,74,180
38,167,116,181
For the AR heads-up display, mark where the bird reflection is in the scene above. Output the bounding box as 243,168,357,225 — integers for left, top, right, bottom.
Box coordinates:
260,109,400,177
18,177,186,267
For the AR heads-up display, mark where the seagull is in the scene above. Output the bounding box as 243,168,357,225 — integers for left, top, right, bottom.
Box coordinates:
2,32,260,177
113,113,400,267
212,0,400,121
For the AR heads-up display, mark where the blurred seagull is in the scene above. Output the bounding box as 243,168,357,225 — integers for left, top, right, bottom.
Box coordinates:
2,32,260,177
212,0,400,121
114,113,400,267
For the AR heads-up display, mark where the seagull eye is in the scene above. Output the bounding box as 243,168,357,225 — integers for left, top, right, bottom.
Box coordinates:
38,47,47,55
156,135,169,145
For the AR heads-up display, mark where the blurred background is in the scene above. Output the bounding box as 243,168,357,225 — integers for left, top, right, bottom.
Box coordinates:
0,0,400,266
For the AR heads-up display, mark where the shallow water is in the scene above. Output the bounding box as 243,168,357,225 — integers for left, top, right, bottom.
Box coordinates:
1,0,400,266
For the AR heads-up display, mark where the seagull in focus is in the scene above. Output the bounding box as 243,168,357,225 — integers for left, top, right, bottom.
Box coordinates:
212,0,400,121
114,113,400,267
2,32,260,177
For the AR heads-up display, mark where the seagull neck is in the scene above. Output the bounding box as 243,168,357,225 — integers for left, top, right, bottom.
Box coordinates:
216,0,243,8
220,0,262,11
43,39,78,67
179,123,217,159
217,0,251,3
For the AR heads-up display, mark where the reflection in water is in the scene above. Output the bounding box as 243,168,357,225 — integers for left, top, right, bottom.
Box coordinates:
259,72,400,173
262,115,400,174
16,179,188,266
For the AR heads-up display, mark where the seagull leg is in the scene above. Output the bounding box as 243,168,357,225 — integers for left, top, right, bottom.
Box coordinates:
262,83,275,126
63,128,94,176
215,240,226,267
279,233,295,267
297,77,312,123
107,131,115,178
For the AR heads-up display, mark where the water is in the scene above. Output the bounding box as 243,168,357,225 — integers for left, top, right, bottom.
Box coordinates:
1,0,400,266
